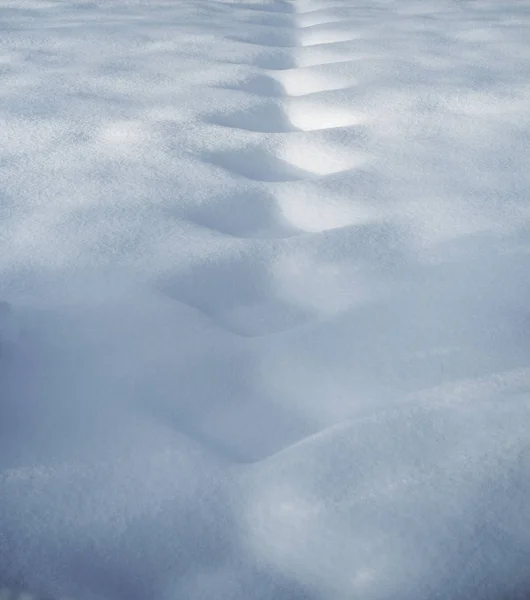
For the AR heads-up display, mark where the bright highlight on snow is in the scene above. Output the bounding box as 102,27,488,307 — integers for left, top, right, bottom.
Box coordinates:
1,0,530,599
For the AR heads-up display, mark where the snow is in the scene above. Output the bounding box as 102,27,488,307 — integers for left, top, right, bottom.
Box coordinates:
1,0,530,598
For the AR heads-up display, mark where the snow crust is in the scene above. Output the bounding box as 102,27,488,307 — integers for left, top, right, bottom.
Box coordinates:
1,0,530,598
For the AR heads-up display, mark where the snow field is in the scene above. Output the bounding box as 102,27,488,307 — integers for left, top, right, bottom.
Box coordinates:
1,0,530,599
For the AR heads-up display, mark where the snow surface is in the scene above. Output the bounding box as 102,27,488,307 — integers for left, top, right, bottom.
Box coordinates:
1,0,530,598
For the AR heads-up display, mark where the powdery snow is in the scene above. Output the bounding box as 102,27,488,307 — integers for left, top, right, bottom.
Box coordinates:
1,0,530,599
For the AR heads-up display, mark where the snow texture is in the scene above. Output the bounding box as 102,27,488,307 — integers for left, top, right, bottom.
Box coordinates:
1,0,530,598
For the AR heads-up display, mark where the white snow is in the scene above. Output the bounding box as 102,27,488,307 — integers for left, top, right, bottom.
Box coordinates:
1,0,530,598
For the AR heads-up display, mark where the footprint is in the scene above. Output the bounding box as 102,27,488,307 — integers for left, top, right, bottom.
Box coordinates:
299,17,355,29
203,146,314,182
252,50,296,70
274,182,380,233
182,187,299,239
204,138,365,182
294,53,364,69
296,3,355,17
204,99,297,133
216,73,287,97
276,136,367,177
216,50,294,70
299,29,360,47
298,8,358,28
236,13,294,28
228,31,295,48
276,67,354,96
234,2,294,14
205,98,360,133
285,98,362,130
161,252,313,337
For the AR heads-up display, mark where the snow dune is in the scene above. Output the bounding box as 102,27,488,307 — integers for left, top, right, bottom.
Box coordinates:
1,0,530,598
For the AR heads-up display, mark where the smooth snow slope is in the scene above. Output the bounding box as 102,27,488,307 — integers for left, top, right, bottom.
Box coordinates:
1,0,530,598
